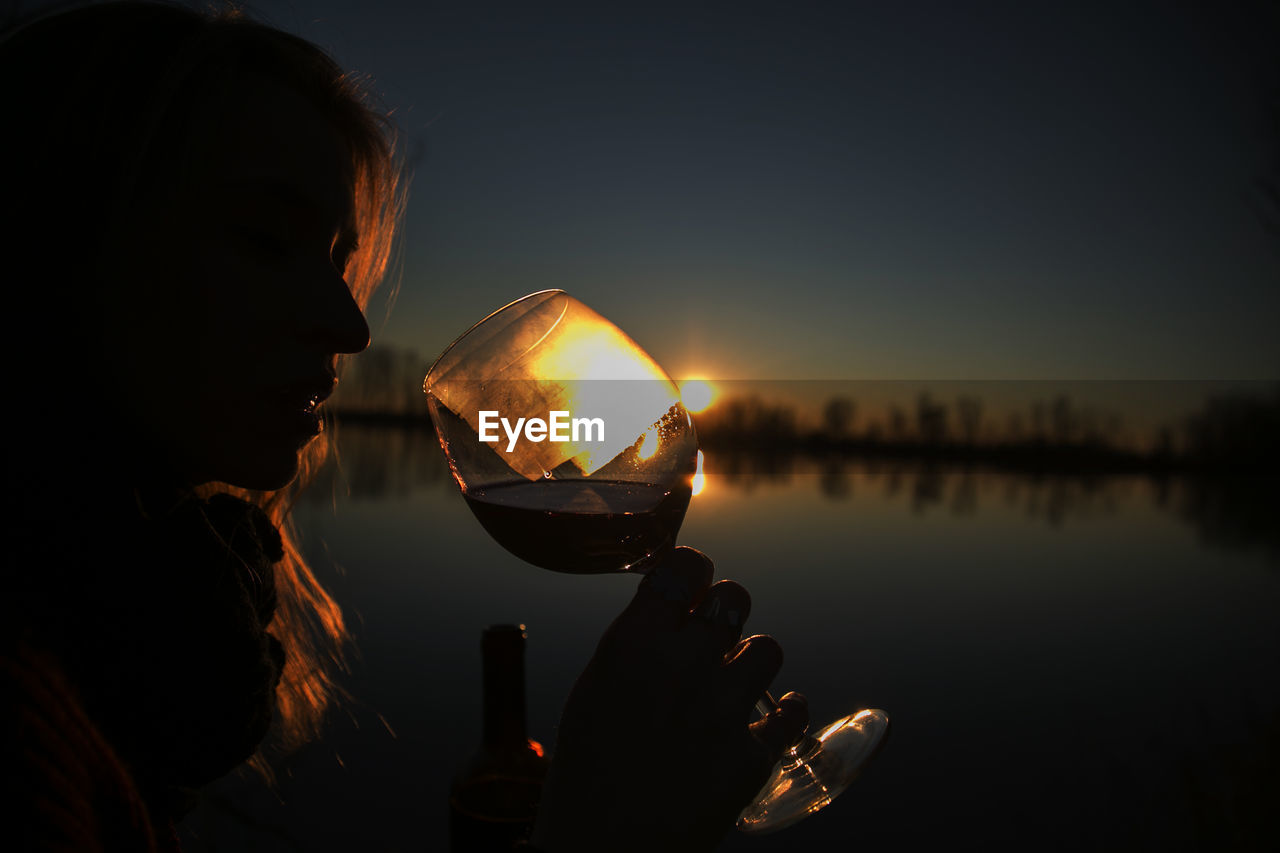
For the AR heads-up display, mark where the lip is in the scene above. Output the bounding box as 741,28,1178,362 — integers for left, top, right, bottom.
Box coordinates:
262,373,338,436
273,373,337,406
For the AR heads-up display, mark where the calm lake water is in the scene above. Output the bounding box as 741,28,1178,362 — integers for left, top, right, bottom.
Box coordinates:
181,424,1279,852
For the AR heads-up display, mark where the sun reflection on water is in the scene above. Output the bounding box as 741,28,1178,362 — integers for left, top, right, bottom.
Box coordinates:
691,450,706,497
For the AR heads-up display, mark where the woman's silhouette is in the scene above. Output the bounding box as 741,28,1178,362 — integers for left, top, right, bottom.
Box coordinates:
0,3,806,850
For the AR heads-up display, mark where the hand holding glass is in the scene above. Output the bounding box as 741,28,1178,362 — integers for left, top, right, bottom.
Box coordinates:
424,290,888,832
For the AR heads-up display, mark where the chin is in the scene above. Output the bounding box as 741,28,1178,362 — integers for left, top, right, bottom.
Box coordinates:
201,436,314,492
200,460,299,492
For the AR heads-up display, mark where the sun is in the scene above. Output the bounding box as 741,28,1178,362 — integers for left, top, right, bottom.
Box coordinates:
679,378,717,413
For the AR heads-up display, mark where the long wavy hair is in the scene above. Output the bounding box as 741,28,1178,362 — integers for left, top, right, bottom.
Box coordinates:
1,1,406,768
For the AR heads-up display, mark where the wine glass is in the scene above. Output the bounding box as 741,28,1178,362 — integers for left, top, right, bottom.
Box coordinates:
424,290,889,833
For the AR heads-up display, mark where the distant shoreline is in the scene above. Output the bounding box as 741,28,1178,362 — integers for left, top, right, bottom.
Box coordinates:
329,408,1278,477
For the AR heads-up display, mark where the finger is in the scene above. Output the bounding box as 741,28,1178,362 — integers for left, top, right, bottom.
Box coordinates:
595,548,714,666
688,580,751,658
721,634,784,717
750,691,809,760
623,546,714,632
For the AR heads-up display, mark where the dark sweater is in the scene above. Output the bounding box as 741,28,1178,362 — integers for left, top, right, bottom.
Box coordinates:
3,491,285,851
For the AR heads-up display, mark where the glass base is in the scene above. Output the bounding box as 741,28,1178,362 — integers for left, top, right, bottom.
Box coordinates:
737,708,890,834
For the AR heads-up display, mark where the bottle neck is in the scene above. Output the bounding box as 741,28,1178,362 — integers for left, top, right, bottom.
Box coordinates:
482,625,528,748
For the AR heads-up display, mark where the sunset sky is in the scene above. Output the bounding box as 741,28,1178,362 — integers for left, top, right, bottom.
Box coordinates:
27,0,1279,381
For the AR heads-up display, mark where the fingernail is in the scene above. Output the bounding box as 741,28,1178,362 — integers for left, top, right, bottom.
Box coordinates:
778,691,809,710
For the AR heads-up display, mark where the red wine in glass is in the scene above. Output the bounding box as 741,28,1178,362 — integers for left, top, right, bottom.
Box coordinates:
463,479,692,574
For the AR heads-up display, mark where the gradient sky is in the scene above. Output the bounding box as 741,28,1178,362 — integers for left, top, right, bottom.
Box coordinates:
31,0,1279,380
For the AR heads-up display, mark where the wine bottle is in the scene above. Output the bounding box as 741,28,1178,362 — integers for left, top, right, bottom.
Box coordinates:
449,624,550,851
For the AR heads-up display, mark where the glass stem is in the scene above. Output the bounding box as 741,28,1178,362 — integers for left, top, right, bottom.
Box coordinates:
755,690,780,718
756,690,813,752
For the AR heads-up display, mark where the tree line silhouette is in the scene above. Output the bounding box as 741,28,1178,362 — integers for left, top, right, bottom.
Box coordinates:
695,387,1279,476
329,346,1278,476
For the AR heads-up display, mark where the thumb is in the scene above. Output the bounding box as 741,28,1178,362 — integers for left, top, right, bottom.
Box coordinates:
615,547,715,634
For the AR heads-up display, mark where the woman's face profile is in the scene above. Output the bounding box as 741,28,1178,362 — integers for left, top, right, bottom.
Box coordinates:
110,75,371,490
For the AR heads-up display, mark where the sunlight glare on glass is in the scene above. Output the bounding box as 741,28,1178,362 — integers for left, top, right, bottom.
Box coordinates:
529,321,667,383
526,316,678,476
637,428,659,460
680,378,717,413
690,449,706,497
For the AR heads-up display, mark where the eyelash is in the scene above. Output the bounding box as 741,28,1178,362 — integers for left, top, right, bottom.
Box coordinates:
236,227,355,274
332,240,359,274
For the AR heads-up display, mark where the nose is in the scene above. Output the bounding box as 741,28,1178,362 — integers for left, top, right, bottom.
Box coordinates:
307,268,371,355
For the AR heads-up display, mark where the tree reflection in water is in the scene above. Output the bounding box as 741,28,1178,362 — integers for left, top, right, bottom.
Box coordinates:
310,421,1279,567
